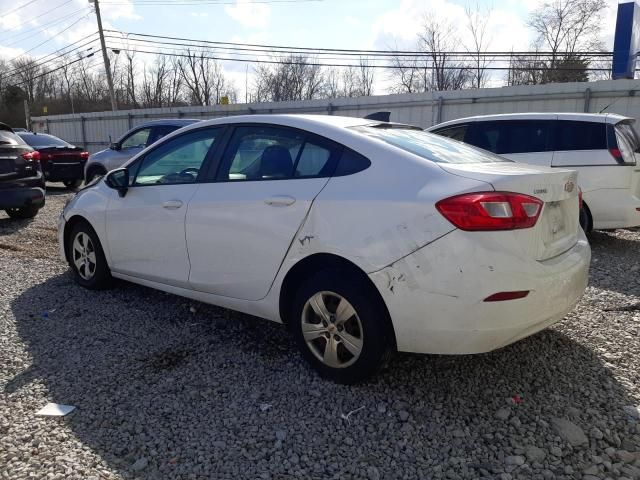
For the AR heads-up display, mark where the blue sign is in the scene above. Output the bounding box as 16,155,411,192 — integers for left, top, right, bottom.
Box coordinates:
613,1,640,79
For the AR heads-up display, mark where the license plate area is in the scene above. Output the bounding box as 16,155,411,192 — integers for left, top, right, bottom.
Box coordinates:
0,159,14,174
546,201,566,238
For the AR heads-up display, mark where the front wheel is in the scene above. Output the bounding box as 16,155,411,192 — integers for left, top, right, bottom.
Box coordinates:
67,222,112,289
63,179,82,190
290,269,393,384
5,205,39,219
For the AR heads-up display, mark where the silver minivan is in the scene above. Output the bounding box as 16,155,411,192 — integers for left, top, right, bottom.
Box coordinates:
85,119,199,183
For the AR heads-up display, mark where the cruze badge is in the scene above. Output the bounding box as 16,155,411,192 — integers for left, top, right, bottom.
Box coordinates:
564,181,575,193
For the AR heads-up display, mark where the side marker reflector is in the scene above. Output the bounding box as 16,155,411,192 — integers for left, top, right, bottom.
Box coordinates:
484,291,530,302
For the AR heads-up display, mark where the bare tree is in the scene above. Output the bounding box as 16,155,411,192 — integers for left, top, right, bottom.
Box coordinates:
525,0,607,83
177,49,231,106
465,4,492,89
11,57,40,102
252,55,326,102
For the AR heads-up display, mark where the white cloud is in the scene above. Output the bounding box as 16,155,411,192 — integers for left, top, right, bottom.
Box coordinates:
225,0,270,29
0,13,21,30
98,0,142,21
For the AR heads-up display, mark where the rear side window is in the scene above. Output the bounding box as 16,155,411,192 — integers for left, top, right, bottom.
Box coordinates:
353,126,509,164
554,121,606,151
433,125,468,142
334,149,371,176
17,133,70,148
0,130,27,146
468,120,554,154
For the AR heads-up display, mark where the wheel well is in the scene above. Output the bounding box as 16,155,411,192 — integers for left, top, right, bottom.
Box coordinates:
279,253,397,348
63,215,91,263
581,201,593,232
85,164,107,180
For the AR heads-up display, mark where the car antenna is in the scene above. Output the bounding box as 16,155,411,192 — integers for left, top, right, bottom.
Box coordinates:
599,94,627,114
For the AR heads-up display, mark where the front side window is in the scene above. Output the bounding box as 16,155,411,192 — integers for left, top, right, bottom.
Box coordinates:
217,125,335,181
469,120,554,154
134,128,220,186
121,128,151,150
353,126,509,164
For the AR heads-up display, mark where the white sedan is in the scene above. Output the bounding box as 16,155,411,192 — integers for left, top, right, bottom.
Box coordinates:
59,114,590,383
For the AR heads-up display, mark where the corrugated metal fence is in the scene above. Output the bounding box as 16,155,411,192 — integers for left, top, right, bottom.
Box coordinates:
32,79,640,153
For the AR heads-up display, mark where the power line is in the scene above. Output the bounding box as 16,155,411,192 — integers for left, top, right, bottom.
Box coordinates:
5,15,94,65
104,45,616,72
106,30,614,59
0,0,75,36
0,7,90,46
0,0,43,17
3,35,99,81
9,52,97,90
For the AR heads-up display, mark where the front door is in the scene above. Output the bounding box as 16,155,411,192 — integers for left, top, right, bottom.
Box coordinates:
106,127,222,288
186,124,339,300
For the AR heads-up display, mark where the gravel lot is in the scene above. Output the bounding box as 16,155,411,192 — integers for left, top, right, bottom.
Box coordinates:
1,188,640,480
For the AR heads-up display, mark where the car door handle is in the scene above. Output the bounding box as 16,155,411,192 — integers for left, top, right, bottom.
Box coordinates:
162,200,183,210
264,195,296,207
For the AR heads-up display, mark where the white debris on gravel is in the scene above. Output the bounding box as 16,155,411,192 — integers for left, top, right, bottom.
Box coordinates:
0,190,639,479
36,403,76,417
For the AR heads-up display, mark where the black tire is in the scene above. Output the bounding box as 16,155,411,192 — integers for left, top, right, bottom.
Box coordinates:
579,203,593,233
5,205,39,219
67,221,112,289
85,166,106,184
290,268,393,384
63,179,82,190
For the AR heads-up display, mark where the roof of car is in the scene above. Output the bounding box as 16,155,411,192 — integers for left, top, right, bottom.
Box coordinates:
429,112,632,130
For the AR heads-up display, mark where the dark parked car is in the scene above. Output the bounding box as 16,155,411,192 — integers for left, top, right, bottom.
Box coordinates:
0,123,45,219
17,132,89,189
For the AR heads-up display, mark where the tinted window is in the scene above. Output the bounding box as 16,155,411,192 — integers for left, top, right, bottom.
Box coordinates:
555,121,606,151
218,126,337,181
334,149,371,176
18,133,70,148
0,130,27,146
134,128,220,186
434,125,467,142
469,120,553,154
121,128,151,150
352,126,509,164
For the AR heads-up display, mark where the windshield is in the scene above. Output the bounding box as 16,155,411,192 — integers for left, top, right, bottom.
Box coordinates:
352,126,512,164
18,133,71,148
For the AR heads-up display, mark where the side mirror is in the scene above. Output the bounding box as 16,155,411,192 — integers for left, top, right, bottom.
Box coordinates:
105,168,129,197
109,142,120,151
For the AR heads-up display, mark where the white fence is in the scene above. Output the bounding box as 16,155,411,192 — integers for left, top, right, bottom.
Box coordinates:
32,79,640,152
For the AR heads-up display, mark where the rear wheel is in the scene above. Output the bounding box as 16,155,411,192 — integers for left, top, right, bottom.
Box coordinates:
5,205,39,219
63,179,82,190
290,268,393,384
67,222,112,289
579,203,593,233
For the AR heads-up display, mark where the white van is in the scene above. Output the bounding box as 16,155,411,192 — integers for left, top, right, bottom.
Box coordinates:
428,113,640,231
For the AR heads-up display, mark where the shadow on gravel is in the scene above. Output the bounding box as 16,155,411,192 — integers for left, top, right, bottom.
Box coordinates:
9,272,640,479
587,230,640,297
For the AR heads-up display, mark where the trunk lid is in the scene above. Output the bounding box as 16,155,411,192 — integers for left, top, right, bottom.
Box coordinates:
439,161,580,261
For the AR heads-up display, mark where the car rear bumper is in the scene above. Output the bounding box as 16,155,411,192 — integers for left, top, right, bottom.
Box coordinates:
370,229,591,355
44,162,85,182
0,186,45,210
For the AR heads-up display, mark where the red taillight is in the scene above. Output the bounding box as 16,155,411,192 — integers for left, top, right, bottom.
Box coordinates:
609,148,623,162
21,151,40,162
80,151,89,160
435,192,543,231
484,291,530,302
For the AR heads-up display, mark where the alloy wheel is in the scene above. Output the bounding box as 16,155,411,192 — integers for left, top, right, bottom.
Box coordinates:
72,232,97,280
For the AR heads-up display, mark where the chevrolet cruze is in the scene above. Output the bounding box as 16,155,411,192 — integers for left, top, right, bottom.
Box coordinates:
59,115,590,383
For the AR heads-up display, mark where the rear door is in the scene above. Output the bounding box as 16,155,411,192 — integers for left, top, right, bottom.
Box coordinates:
186,124,340,300
467,119,555,166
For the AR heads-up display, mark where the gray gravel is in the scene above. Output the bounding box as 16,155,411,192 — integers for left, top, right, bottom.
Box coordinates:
1,187,640,479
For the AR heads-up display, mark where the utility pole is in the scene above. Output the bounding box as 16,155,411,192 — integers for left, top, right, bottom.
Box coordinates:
90,0,117,111
23,99,31,131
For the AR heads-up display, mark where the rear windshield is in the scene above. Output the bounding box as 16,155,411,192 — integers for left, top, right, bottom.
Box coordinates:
0,130,27,146
352,126,510,164
18,133,71,148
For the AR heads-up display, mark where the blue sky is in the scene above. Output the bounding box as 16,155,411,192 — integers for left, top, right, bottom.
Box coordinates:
0,0,622,96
